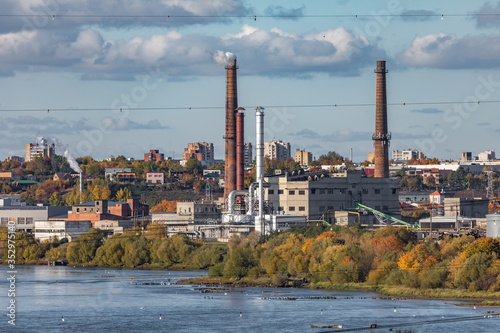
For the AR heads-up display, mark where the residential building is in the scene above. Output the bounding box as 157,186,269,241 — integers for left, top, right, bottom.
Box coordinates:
53,172,71,181
244,142,253,167
116,172,136,184
265,140,291,160
264,170,399,225
34,220,92,242
182,142,214,162
392,149,424,162
367,152,375,163
144,149,164,162
295,149,313,166
105,168,132,181
478,149,496,161
461,152,472,162
146,172,164,184
25,138,55,162
429,190,444,205
443,198,489,218
5,156,24,162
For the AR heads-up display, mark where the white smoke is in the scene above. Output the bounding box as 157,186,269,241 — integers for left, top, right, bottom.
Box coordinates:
50,138,83,174
212,50,237,65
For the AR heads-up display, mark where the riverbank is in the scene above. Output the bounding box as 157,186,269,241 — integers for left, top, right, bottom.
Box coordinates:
177,276,500,307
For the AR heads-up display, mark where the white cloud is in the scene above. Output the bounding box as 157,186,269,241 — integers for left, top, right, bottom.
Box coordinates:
0,25,386,79
398,32,500,68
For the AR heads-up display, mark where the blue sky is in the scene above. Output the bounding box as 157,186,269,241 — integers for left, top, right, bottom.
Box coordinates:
0,0,500,162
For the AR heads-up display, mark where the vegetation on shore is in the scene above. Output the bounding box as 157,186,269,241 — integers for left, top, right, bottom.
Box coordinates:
2,224,500,301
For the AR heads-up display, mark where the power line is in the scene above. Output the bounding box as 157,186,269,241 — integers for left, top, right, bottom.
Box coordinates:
0,100,493,113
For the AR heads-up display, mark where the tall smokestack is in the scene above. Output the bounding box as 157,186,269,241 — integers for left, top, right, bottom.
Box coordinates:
373,60,390,178
224,58,238,199
256,107,265,235
236,109,245,191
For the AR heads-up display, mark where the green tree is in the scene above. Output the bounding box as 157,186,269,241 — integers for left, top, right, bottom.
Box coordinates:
116,187,132,202
67,228,106,264
49,192,64,206
185,157,203,176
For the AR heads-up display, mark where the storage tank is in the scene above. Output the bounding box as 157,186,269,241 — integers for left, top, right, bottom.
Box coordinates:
486,213,500,238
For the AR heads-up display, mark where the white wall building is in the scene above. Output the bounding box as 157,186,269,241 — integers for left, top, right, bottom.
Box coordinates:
34,220,92,242
265,140,291,160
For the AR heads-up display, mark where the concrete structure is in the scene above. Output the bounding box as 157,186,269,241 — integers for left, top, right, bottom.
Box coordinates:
419,216,476,230
486,213,500,238
0,204,69,232
266,214,309,232
443,198,489,218
0,194,22,207
183,142,214,162
265,140,291,160
264,170,399,224
34,220,92,242
461,152,472,162
146,172,164,184
295,149,313,166
94,219,135,235
144,149,164,162
392,149,423,162
478,149,496,161
399,192,433,203
373,60,390,178
105,168,132,181
151,202,221,238
244,143,253,167
25,138,55,162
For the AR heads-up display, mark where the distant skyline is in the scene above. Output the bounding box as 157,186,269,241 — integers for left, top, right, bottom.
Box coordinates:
1,0,500,162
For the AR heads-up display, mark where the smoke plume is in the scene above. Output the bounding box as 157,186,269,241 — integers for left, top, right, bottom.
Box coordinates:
212,50,236,65
50,138,83,174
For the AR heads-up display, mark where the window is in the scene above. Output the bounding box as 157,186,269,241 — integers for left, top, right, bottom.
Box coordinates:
374,189,381,194
278,190,284,195
299,190,305,195
289,206,295,211
289,190,295,195
311,189,316,194
382,205,389,211
327,206,334,210
0,218,7,226
268,189,274,195
375,206,381,211
392,188,397,194
26,217,33,224
319,189,325,194
299,207,305,211
18,217,25,225
76,208,80,213
339,189,346,194
362,189,369,194
319,206,326,212
278,206,284,211
327,189,334,194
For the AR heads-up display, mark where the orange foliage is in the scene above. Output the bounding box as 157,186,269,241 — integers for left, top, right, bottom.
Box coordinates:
342,256,352,264
397,244,437,274
369,236,404,266
316,232,337,239
150,200,179,212
302,238,314,253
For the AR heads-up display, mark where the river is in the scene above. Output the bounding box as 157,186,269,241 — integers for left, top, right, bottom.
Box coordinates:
1,265,499,332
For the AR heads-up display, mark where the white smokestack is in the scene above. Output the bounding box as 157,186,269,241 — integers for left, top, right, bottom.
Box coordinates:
256,107,265,236
212,50,236,65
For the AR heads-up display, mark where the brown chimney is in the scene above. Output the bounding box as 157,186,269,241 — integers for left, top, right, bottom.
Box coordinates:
236,110,245,191
373,60,390,178
224,59,238,199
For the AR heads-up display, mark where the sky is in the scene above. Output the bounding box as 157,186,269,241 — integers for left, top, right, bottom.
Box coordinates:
1,0,500,162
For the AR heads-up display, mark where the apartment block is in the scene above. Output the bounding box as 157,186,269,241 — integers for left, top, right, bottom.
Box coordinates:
146,172,164,184
294,149,313,166
265,140,291,160
25,138,55,162
183,142,214,162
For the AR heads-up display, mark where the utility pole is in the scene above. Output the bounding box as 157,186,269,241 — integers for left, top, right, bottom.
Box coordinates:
429,202,433,239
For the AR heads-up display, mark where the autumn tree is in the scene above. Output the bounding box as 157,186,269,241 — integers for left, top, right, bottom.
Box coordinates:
150,200,179,212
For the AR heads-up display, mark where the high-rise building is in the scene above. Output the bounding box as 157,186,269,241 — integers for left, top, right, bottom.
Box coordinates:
294,149,313,166
183,142,214,162
244,143,253,167
144,149,164,162
392,149,424,162
25,138,55,162
265,140,290,160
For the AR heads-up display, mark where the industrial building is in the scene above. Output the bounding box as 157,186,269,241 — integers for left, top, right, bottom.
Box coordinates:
264,170,399,225
392,149,424,162
34,220,92,242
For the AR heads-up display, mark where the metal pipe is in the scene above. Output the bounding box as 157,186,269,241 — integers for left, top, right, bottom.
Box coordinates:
227,190,248,215
256,107,265,235
236,109,245,191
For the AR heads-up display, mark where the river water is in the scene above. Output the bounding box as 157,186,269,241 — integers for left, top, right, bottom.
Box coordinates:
1,265,499,332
